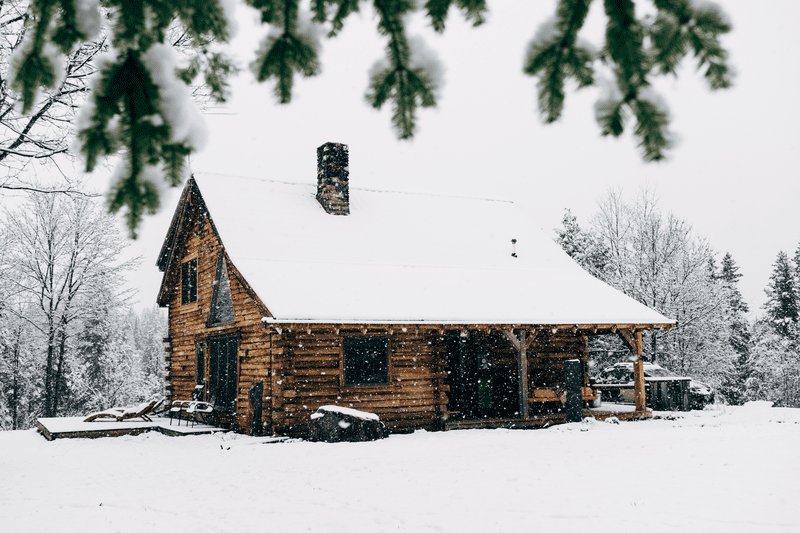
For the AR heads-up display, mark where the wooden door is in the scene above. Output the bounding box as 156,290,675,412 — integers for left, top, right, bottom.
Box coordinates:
209,335,238,412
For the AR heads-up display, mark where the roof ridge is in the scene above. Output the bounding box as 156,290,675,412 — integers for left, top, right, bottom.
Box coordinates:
192,172,513,204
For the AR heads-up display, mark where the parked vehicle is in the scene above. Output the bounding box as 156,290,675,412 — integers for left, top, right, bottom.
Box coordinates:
595,362,715,409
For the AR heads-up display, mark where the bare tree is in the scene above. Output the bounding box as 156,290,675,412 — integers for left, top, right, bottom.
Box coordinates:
588,187,733,383
0,1,106,189
2,190,135,417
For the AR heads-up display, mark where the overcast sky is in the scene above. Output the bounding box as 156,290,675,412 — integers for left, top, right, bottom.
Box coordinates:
90,0,799,316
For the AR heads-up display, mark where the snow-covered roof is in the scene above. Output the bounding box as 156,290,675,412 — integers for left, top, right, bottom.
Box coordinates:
179,172,673,326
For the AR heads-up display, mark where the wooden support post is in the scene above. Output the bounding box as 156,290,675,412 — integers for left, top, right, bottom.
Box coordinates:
517,330,530,419
633,330,646,412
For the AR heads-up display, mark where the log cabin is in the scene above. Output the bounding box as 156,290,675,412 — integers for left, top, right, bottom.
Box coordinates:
157,142,674,436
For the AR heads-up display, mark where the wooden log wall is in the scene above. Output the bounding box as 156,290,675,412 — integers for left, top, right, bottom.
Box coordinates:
270,325,449,437
526,330,589,391
164,197,273,434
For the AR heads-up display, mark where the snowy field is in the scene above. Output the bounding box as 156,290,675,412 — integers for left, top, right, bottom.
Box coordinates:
2,402,799,533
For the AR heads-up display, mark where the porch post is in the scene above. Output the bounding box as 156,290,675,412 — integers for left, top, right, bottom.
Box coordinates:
633,330,646,412
517,330,530,419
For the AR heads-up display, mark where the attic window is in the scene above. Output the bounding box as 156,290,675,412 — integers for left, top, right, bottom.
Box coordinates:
181,258,197,305
343,336,389,386
209,254,234,324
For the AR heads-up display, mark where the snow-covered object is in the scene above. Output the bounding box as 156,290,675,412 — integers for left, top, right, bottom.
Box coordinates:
109,162,173,202
408,35,445,97
594,76,623,122
689,0,732,26
308,405,387,442
638,86,671,120
310,406,380,421
190,173,673,326
217,0,238,38
528,16,560,52
74,0,103,40
141,44,207,150
9,40,66,108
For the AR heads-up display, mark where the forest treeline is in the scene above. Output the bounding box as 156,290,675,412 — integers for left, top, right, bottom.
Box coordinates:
557,188,800,407
0,192,166,430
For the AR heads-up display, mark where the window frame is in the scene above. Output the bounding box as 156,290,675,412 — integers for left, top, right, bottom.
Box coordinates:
341,335,391,388
181,257,198,305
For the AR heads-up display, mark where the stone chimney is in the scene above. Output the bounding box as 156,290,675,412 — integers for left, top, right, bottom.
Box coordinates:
316,142,350,215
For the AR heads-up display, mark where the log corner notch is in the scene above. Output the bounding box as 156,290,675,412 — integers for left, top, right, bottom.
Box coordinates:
502,328,535,419
618,328,646,412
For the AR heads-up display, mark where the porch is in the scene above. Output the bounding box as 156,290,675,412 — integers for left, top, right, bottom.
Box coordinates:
441,326,654,429
36,416,223,441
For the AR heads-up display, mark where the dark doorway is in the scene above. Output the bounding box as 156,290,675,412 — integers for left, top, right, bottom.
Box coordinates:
444,331,519,420
209,335,238,412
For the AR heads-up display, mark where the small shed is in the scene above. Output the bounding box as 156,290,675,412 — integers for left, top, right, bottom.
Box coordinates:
157,142,673,435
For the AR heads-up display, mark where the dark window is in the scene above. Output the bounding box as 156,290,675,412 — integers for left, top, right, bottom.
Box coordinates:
209,254,234,324
181,258,197,305
209,335,238,412
196,343,205,386
343,336,389,386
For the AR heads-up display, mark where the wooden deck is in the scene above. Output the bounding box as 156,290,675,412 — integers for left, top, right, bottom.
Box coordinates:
37,416,225,441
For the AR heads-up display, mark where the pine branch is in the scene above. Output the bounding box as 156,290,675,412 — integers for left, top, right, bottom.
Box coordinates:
523,0,594,123
632,97,671,162
367,0,438,139
651,0,732,89
425,0,487,33
312,0,362,37
251,0,320,104
604,0,648,96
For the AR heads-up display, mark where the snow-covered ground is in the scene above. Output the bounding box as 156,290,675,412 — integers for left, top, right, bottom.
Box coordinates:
2,402,798,532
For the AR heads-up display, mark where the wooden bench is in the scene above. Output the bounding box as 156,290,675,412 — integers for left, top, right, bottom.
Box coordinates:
529,387,598,404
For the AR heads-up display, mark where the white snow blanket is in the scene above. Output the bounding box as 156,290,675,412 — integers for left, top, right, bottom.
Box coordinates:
2,402,798,532
191,173,673,325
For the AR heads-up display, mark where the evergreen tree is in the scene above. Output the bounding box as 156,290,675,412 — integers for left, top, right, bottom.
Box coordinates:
717,252,752,405
7,0,733,236
764,251,799,337
793,243,800,296
554,208,609,279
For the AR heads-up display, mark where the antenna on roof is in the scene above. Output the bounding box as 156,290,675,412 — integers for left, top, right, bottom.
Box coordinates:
511,239,517,258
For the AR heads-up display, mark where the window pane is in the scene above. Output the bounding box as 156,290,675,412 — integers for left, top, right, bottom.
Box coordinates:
181,258,197,304
343,336,389,386
210,255,234,324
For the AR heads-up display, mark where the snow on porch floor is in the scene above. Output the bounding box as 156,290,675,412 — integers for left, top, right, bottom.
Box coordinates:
37,416,224,440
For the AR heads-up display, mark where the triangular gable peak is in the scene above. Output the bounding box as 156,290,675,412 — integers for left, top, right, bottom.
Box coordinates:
156,178,203,306
156,177,270,317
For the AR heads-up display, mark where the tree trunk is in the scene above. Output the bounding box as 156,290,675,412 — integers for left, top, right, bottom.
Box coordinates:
10,326,23,430
52,314,71,416
43,324,58,417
